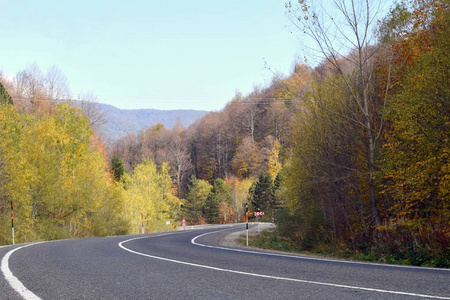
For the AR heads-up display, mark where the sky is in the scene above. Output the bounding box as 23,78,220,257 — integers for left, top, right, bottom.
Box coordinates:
0,0,301,111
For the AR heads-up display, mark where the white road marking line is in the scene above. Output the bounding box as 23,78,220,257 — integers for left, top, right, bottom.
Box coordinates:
191,229,450,272
1,243,44,300
118,232,450,299
0,233,183,300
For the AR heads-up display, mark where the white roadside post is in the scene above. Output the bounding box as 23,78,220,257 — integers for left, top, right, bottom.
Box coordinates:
245,203,249,246
10,200,14,245
166,220,170,231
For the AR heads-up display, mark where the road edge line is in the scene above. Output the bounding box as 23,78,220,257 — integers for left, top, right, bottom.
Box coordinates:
1,243,45,300
192,228,450,272
118,232,450,300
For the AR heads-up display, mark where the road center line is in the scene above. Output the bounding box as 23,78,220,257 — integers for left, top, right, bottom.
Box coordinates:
1,243,45,300
119,232,450,300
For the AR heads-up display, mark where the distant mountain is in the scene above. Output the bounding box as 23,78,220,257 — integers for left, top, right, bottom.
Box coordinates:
94,103,208,141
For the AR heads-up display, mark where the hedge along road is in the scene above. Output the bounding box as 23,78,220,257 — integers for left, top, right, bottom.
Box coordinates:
0,224,449,299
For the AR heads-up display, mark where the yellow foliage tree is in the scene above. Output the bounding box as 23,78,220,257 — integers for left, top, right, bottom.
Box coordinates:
0,104,128,244
267,139,282,181
122,159,181,234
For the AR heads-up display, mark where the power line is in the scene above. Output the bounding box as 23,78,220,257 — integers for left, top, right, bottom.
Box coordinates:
9,98,97,104
9,97,300,105
230,97,300,104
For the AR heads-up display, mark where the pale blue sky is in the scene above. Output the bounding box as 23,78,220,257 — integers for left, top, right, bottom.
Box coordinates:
0,0,300,110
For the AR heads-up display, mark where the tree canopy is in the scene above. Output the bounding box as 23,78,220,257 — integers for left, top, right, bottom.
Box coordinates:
0,0,447,267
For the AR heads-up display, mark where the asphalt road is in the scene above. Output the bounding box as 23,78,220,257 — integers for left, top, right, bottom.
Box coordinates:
0,224,449,299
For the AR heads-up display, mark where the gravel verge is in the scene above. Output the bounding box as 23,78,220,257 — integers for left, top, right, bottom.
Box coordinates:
219,222,275,248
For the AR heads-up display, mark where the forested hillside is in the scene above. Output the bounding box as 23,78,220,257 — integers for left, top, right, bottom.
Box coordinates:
110,0,449,266
0,0,448,267
93,102,208,141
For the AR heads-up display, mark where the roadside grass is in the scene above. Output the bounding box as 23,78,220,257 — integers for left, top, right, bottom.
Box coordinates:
236,229,449,268
237,230,299,253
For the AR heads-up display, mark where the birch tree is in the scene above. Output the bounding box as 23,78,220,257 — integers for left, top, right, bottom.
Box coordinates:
287,0,393,226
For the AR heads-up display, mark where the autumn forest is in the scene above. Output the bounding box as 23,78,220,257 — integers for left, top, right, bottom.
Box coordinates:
0,0,448,267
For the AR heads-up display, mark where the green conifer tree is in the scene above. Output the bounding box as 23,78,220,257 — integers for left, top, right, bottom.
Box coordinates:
251,171,274,212
111,155,126,181
203,178,230,224
0,81,13,105
182,175,212,224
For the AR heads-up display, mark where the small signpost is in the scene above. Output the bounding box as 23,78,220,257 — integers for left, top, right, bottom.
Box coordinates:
255,211,264,222
181,218,186,230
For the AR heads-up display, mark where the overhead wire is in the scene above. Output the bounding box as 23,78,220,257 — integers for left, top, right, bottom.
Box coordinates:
9,97,301,105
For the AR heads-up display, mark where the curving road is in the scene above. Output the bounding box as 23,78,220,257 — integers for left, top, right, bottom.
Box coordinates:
1,224,449,299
